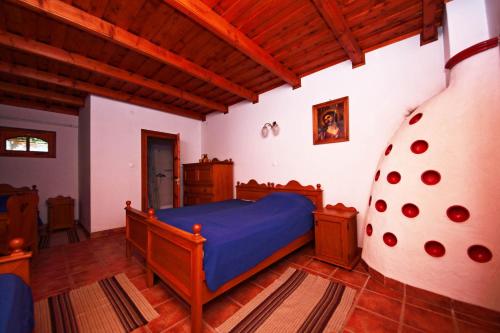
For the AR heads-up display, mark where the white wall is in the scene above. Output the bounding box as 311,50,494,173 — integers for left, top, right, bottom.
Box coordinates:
88,95,202,232
202,34,447,244
485,0,500,37
444,0,490,60
0,105,79,222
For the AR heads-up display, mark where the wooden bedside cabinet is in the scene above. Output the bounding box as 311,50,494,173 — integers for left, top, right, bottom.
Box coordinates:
47,196,75,232
314,203,361,270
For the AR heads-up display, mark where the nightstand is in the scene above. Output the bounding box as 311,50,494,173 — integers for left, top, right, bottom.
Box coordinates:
314,203,361,270
47,196,75,232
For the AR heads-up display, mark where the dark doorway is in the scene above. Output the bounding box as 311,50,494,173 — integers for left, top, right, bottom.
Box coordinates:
141,130,180,211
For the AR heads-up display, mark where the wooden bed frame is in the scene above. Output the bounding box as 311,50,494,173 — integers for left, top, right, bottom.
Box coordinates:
0,184,39,256
0,238,32,286
125,179,323,332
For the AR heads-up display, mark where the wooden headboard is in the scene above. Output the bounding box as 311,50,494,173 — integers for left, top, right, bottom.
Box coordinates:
236,179,323,209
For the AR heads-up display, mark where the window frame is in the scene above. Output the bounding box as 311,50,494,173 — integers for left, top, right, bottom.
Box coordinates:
0,126,56,158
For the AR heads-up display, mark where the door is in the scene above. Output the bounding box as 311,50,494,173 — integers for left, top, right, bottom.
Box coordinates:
141,130,180,211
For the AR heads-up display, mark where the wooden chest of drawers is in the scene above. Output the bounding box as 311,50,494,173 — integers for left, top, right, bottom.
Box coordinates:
183,161,233,206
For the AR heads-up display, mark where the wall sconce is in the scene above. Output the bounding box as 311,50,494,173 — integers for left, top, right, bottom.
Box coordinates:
261,121,279,137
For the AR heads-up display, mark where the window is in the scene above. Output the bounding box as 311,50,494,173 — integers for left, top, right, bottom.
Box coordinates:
0,127,56,158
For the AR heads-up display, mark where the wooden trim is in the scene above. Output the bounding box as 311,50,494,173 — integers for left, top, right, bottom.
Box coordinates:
163,0,300,88
445,37,499,70
141,130,180,211
10,0,258,103
312,0,365,68
0,126,56,158
90,226,125,239
0,60,204,120
0,81,84,107
420,0,440,46
0,95,78,116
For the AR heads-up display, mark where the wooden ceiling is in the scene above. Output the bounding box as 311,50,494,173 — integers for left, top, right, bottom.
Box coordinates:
0,0,445,121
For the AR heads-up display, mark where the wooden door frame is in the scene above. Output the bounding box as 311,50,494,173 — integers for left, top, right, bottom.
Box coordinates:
141,129,180,212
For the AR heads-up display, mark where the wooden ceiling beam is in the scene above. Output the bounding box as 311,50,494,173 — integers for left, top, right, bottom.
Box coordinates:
0,61,205,121
312,0,365,68
9,0,257,102
420,0,440,45
0,30,224,115
163,0,301,88
0,95,78,116
0,81,84,107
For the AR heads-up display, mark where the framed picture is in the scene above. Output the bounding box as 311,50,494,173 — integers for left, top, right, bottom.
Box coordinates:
312,96,349,145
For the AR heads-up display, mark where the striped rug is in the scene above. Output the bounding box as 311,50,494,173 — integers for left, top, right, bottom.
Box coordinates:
217,268,356,333
39,228,83,249
34,273,159,333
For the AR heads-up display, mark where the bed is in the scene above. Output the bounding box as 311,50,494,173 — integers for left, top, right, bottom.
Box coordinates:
0,238,34,333
125,179,323,332
0,184,39,256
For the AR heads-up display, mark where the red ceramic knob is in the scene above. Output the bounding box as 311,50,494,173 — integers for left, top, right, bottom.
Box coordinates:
402,203,419,218
425,241,445,257
387,171,401,184
383,233,397,247
368,196,372,206
411,140,429,154
447,205,470,222
421,170,441,185
375,200,387,212
409,113,423,125
468,245,492,263
385,144,393,156
375,170,381,181
366,224,373,236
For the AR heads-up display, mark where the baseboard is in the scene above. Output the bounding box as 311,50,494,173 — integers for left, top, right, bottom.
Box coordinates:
90,226,125,239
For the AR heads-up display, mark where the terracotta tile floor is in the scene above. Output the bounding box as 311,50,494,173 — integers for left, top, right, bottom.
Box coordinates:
31,234,500,333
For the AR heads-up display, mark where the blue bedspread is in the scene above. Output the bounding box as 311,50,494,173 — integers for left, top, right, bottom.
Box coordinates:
156,193,314,291
156,199,252,221
0,274,34,333
0,195,9,213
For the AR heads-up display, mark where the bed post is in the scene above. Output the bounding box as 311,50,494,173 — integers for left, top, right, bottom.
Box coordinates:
191,223,204,333
146,208,156,288
125,201,132,258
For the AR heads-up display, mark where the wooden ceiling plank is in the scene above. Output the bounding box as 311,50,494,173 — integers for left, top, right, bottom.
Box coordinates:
9,0,257,102
0,61,204,120
0,30,227,112
0,95,78,116
312,0,365,68
0,80,84,106
421,0,440,45
162,0,301,88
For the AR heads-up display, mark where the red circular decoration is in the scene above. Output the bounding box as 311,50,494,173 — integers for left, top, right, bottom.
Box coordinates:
468,245,492,263
368,196,372,206
383,233,397,247
421,170,441,185
411,140,429,154
385,144,393,155
409,113,423,125
375,170,380,181
387,171,401,184
402,203,419,218
375,200,387,212
366,224,373,236
447,205,470,222
425,241,446,257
